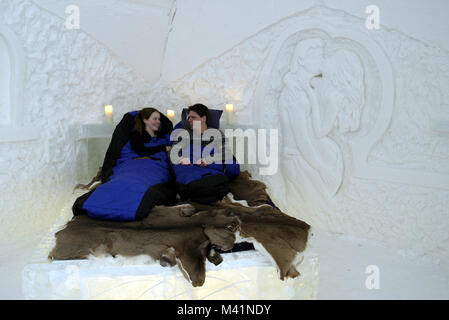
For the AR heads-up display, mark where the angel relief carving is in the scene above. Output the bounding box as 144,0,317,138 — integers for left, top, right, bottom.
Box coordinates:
278,38,365,203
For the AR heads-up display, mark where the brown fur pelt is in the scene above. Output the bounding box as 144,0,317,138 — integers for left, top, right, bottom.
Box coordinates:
50,171,310,287
228,170,271,206
73,167,102,192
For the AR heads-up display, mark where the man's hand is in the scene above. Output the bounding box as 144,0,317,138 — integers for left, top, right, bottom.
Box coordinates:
196,158,207,167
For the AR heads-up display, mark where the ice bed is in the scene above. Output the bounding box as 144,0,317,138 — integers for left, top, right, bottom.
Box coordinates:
22,191,319,300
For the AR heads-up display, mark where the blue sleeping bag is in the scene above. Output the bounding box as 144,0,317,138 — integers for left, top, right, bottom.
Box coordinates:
172,143,240,203
73,111,176,221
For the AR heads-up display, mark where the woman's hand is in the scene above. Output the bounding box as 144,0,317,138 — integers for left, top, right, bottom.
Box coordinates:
179,158,191,165
166,146,171,152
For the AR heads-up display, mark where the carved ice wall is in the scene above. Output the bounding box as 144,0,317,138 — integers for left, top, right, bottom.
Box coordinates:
0,33,11,126
0,0,151,242
149,6,449,264
0,22,28,133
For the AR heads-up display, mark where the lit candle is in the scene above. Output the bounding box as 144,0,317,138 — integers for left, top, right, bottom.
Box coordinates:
167,109,175,122
104,105,114,124
225,104,234,125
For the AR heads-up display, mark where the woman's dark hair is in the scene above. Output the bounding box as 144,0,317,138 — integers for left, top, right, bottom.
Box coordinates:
188,104,210,126
135,107,160,135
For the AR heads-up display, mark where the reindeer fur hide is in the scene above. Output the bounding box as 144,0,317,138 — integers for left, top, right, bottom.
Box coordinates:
49,171,310,287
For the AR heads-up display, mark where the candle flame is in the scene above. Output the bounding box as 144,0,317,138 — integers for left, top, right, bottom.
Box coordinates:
105,105,113,114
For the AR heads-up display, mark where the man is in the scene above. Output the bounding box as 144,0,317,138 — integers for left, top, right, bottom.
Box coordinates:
171,104,240,203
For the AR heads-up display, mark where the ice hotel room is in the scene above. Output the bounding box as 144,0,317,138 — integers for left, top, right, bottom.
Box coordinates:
0,0,448,300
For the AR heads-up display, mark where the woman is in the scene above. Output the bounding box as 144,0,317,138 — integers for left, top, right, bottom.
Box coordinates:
74,107,176,221
130,108,171,159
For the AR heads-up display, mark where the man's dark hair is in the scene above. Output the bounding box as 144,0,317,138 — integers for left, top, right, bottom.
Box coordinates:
188,104,210,126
